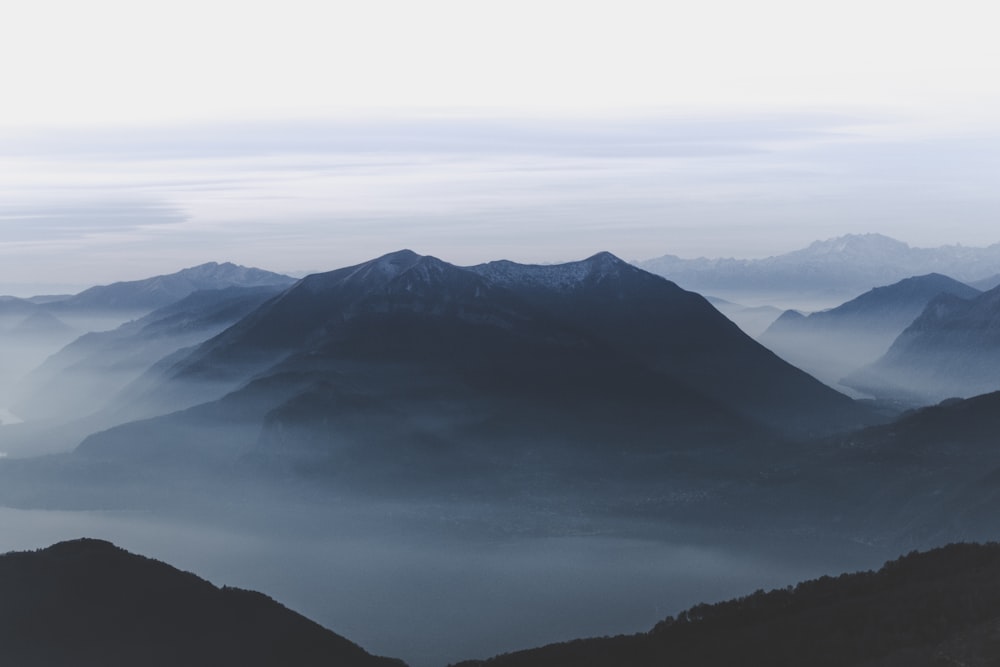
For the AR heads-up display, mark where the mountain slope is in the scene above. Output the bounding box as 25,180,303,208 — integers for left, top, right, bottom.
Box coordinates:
0,538,404,667
49,261,295,313
44,250,881,510
843,285,1000,403
453,542,1000,667
122,250,872,436
12,284,287,425
468,252,870,436
758,273,979,390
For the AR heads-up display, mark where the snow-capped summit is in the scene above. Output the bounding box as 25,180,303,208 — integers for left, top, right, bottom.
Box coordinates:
468,251,640,291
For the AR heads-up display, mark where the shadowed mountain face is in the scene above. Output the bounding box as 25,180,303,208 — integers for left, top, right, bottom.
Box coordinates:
844,285,1000,404
758,273,979,392
744,390,1000,544
130,250,871,434
0,538,404,667
451,542,1000,667
51,250,880,504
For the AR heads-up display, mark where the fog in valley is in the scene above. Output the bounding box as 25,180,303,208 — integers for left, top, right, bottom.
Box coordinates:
4,247,1000,665
0,503,886,667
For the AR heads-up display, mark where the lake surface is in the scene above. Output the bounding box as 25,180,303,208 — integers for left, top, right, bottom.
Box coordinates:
0,505,893,666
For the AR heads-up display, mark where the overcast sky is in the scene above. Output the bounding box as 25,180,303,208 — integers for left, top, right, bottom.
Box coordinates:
2,0,999,294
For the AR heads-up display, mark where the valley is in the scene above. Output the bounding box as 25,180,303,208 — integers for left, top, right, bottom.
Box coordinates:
2,236,1000,666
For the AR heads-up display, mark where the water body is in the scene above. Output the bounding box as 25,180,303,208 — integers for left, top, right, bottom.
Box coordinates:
0,505,891,667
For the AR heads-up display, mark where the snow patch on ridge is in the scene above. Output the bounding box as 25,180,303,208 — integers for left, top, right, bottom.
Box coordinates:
468,252,632,291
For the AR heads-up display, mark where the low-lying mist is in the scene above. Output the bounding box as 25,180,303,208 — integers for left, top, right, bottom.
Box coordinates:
0,501,890,667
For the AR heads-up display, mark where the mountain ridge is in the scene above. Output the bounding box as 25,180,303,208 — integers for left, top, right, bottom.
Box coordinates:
639,233,1000,307
0,538,404,667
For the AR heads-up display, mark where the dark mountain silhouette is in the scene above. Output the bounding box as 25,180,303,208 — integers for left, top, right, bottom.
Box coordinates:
711,390,1000,547
10,249,876,507
758,274,979,390
639,233,1000,307
48,261,295,314
843,285,1000,403
466,252,869,435
0,538,404,667
452,542,1000,667
133,250,870,434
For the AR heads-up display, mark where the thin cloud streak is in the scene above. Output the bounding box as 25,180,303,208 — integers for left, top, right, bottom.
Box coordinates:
1,113,999,294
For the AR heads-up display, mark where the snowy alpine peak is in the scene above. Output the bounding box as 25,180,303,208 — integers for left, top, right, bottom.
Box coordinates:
468,251,636,291
338,249,424,286
798,233,910,259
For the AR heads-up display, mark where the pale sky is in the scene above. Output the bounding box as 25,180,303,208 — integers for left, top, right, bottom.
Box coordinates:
2,0,1000,294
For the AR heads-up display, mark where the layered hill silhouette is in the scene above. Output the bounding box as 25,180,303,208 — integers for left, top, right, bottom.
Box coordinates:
453,542,1000,667
46,250,879,502
0,538,404,667
844,285,1000,403
0,262,295,413
759,273,979,391
12,284,288,425
46,261,295,314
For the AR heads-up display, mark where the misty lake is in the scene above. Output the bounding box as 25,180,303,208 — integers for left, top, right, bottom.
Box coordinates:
0,504,890,666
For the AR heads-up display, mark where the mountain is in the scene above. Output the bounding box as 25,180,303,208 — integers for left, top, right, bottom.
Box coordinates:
745,390,1000,544
11,284,288,427
452,542,1000,667
49,261,295,314
0,538,404,667
705,297,782,338
35,250,875,506
119,250,871,436
971,273,1000,291
639,233,1000,308
843,286,1000,403
8,309,77,339
758,274,979,391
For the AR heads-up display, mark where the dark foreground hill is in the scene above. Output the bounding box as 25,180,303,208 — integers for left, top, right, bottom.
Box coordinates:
453,542,1000,667
0,538,404,667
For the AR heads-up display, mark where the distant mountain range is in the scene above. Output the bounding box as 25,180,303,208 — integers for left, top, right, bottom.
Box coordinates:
48,261,295,313
639,233,1000,308
12,284,288,426
0,539,403,667
844,285,1000,403
0,261,295,422
454,542,1000,667
758,273,980,392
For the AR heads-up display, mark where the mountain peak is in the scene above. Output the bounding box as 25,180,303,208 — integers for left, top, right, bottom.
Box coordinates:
468,251,637,291
581,251,630,271
801,233,910,257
